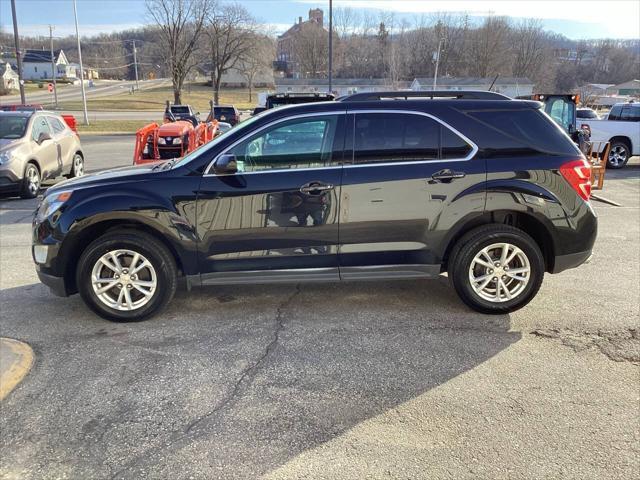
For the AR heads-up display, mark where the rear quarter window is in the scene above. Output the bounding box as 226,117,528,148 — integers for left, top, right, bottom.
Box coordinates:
467,108,580,156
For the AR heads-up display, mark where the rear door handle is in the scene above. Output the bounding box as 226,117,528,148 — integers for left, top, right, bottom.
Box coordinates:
431,169,466,182
300,182,334,195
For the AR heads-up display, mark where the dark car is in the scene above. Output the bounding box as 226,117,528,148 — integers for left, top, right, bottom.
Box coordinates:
163,104,199,124
208,105,240,126
577,108,600,120
266,92,335,109
32,91,596,321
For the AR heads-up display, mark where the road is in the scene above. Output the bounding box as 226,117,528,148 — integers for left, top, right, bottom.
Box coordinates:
0,78,170,106
0,139,638,479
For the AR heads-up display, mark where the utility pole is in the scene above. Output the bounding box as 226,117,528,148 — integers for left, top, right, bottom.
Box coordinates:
10,0,25,104
49,25,58,108
328,0,333,94
432,37,444,91
73,0,89,125
132,40,140,91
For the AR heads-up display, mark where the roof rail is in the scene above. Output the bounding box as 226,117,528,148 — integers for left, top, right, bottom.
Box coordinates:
338,90,511,102
268,92,336,99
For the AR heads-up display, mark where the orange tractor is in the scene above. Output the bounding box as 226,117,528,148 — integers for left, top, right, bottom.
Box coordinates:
133,101,219,165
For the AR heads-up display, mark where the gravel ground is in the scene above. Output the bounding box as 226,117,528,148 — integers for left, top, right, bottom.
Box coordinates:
0,141,638,479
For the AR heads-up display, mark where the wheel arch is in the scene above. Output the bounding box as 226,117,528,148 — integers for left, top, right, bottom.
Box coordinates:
61,218,186,295
442,210,556,273
609,135,632,151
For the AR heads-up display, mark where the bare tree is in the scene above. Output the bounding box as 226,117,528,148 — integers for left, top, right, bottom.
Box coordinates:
241,34,275,102
469,16,511,77
206,3,256,105
512,19,546,78
146,0,210,104
292,22,328,77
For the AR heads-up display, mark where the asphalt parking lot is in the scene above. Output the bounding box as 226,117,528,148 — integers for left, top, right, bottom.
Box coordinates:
0,138,638,479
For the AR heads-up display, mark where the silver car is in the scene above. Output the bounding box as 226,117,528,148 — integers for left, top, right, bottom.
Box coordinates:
0,111,84,198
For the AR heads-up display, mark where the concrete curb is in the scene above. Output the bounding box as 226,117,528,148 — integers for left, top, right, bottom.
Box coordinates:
0,338,34,400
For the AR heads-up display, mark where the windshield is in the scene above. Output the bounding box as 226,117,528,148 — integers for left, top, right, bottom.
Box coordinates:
215,108,235,116
171,106,191,115
172,113,265,168
0,116,29,139
578,109,598,119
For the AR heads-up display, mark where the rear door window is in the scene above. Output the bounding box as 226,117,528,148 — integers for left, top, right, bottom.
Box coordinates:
441,127,473,159
353,113,439,163
619,106,640,122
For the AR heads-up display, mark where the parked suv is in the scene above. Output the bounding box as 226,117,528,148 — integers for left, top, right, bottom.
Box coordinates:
32,91,596,321
208,105,240,126
1,110,84,198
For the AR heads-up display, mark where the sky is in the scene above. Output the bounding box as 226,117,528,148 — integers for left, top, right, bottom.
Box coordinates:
1,0,639,40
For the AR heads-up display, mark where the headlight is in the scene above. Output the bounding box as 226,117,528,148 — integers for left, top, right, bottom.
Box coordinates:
36,190,73,222
173,137,182,144
0,151,13,166
158,137,166,145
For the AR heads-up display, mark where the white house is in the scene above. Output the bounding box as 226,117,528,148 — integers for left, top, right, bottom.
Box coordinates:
411,77,534,98
0,61,19,92
22,49,76,80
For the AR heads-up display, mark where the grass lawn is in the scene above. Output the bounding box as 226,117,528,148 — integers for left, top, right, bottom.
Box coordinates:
77,120,152,133
55,83,263,112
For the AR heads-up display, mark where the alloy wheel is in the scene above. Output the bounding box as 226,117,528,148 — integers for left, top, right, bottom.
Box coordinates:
609,145,628,167
468,242,531,302
73,155,84,177
91,249,157,311
26,165,40,196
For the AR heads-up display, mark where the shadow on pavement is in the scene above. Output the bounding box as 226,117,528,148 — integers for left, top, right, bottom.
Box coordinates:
0,278,520,479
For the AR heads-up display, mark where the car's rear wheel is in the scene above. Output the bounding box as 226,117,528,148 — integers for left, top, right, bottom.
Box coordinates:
77,231,177,321
448,224,544,314
67,153,84,178
608,140,630,169
20,163,40,199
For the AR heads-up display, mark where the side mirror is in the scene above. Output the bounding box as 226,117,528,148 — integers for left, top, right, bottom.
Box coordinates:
214,154,237,174
38,132,51,144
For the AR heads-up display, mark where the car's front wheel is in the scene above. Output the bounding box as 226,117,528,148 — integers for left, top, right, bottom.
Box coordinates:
448,224,545,314
77,231,177,321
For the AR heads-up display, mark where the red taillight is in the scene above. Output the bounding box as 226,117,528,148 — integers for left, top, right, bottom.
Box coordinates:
560,158,592,201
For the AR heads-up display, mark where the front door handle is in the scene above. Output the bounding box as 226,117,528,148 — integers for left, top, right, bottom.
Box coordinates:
300,182,334,195
431,169,466,182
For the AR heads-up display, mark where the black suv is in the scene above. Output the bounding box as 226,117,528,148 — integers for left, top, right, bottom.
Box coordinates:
32,91,597,321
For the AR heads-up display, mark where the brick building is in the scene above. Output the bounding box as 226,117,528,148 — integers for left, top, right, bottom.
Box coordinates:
276,8,326,77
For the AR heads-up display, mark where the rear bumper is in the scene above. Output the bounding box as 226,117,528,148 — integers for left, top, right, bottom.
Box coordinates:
551,250,593,274
36,268,69,297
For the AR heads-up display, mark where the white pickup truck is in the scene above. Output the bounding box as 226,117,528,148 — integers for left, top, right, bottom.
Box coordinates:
579,102,640,168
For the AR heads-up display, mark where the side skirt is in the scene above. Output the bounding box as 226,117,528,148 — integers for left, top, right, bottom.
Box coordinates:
188,264,442,287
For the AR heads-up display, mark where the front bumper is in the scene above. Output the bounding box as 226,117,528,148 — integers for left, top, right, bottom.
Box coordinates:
0,175,21,194
36,266,69,297
551,250,593,274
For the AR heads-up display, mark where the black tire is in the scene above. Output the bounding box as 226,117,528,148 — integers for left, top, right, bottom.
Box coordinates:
607,140,631,169
448,224,545,314
76,230,177,322
67,152,84,178
20,162,41,199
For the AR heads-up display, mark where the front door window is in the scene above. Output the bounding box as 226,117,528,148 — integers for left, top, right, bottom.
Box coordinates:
227,115,339,173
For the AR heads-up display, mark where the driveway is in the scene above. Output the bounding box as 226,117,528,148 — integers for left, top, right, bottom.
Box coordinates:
0,145,638,479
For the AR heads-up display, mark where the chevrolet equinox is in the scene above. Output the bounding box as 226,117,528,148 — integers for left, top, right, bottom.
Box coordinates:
32,91,597,321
